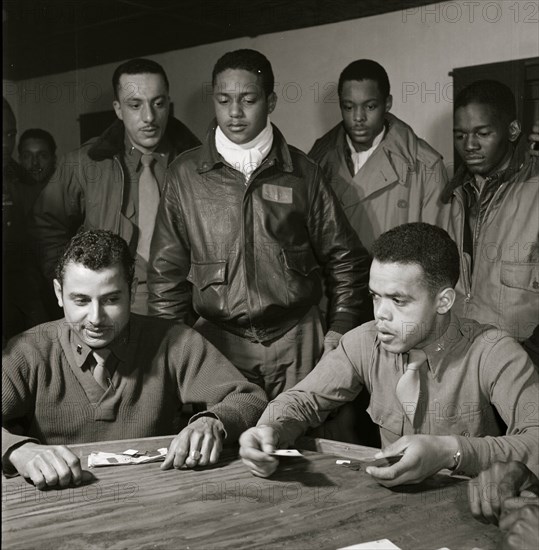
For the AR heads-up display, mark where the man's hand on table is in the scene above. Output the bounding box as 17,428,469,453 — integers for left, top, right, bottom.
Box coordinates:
365,434,459,487
8,442,82,490
239,426,279,478
468,461,539,525
162,416,225,470
499,501,539,550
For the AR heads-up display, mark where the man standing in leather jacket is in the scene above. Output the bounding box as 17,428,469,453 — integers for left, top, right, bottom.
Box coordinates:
148,49,370,400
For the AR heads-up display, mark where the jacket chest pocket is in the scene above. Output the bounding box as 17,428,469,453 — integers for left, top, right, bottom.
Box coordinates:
498,261,539,338
187,261,229,320
281,247,320,307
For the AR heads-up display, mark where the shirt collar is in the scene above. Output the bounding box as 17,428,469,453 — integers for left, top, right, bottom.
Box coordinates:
69,323,131,369
124,135,170,167
419,311,463,378
345,126,385,157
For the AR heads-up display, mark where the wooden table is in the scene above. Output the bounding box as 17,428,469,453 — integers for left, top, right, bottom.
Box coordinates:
2,436,500,550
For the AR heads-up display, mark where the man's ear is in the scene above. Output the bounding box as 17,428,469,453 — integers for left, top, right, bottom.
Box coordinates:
508,120,521,143
130,277,138,306
267,92,278,115
113,100,123,121
436,287,455,315
385,94,393,113
53,279,64,308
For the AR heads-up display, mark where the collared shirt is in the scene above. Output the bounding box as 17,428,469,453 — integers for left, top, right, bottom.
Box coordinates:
68,327,128,402
259,312,539,478
346,127,385,175
122,136,171,282
122,136,171,219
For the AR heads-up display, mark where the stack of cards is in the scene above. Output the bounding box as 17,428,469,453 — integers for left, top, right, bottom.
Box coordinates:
88,448,168,468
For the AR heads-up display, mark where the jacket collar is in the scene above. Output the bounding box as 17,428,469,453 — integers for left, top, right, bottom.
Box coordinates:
87,116,196,161
196,120,294,175
442,140,531,203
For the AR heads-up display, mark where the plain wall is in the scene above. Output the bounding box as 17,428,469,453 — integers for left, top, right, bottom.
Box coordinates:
4,0,538,170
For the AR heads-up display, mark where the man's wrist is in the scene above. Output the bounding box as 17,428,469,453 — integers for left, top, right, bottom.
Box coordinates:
441,435,460,470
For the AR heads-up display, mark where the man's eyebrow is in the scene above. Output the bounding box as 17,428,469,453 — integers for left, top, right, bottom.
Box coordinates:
68,292,89,300
126,94,167,101
68,291,121,299
214,90,260,97
453,124,492,133
368,287,413,299
341,97,379,103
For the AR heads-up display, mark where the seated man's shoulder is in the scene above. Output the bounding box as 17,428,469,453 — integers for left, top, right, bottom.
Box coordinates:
131,314,200,345
3,320,66,361
341,320,378,348
457,316,527,358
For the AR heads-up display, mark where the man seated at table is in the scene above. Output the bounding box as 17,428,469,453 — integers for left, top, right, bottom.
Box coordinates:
469,461,539,550
2,230,267,490
239,223,539,485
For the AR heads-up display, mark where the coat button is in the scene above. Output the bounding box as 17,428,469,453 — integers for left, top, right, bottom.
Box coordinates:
397,199,408,208
461,431,470,437
533,280,539,289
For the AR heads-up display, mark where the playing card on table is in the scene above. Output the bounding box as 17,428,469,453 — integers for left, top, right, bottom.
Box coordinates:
268,449,303,457
338,539,401,549
88,448,168,468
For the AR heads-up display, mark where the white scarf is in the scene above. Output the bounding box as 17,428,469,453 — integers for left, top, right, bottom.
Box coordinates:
215,119,274,181
346,127,385,175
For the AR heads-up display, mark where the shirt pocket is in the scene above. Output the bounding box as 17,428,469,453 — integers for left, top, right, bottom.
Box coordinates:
281,246,320,308
367,398,404,437
187,261,229,319
498,261,539,338
434,405,498,438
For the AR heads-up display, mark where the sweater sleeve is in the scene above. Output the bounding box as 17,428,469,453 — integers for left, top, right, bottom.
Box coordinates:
456,335,539,478
169,327,268,442
2,343,40,470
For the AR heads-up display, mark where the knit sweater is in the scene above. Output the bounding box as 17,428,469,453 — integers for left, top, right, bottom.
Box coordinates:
2,314,267,462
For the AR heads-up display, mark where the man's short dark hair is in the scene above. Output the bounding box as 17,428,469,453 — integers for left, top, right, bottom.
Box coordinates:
338,59,390,99
212,49,274,97
112,58,169,101
55,230,135,290
18,129,56,156
454,80,517,122
371,223,460,294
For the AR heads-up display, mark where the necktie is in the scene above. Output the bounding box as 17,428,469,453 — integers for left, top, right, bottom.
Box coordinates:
395,348,427,427
92,348,111,390
137,153,160,262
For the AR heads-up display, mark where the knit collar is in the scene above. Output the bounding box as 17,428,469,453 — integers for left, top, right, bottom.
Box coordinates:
215,118,274,180
69,323,130,369
196,120,293,175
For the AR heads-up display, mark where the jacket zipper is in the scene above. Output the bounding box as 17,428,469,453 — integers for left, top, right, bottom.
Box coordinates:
240,157,276,338
465,182,507,304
